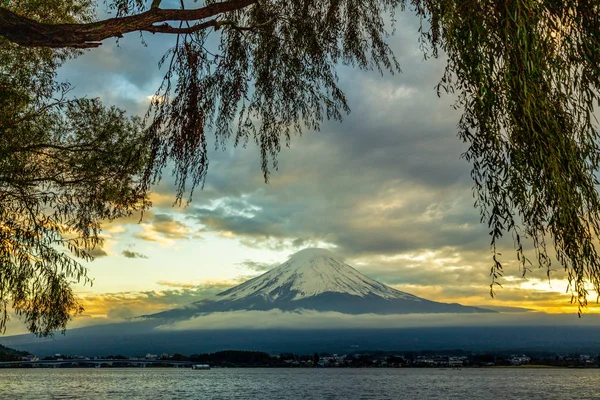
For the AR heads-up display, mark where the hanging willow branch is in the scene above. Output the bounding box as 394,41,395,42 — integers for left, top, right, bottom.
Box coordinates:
411,0,600,313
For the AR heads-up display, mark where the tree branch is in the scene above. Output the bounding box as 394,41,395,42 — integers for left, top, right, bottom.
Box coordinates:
145,17,276,35
0,0,257,48
145,19,220,35
5,142,108,154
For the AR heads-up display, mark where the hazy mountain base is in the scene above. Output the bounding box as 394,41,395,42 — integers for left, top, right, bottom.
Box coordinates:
0,343,30,360
3,323,600,357
149,292,493,320
2,249,597,357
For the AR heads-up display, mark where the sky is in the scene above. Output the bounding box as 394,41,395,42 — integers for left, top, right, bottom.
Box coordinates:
5,1,599,334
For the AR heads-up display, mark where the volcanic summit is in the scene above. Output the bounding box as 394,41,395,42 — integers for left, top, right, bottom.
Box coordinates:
150,248,493,319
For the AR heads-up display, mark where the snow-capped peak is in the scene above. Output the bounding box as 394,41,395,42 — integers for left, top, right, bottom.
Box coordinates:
286,248,342,264
214,248,420,302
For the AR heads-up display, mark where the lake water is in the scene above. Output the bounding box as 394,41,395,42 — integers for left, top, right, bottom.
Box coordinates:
0,368,598,399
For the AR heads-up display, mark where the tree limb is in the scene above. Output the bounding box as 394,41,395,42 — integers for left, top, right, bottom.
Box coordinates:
0,0,257,48
145,19,220,35
145,17,276,35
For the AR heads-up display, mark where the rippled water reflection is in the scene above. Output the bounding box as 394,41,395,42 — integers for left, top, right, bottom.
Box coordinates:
0,368,598,399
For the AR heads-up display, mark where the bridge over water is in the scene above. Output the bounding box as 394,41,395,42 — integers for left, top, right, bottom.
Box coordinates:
0,359,196,368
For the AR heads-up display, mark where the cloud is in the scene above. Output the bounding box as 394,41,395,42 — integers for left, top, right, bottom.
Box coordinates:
56,25,175,116
156,280,201,289
474,305,535,313
88,246,108,258
99,209,154,238
59,9,483,264
104,225,127,234
157,13,482,261
70,280,239,326
121,250,148,259
86,235,118,258
237,260,277,272
135,213,194,245
156,309,600,331
155,280,242,290
52,7,592,312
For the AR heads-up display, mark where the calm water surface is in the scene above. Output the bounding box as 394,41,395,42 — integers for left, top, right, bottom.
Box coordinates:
0,368,598,399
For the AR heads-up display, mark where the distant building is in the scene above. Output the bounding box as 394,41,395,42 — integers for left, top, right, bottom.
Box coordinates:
509,355,530,365
448,357,463,367
580,355,594,364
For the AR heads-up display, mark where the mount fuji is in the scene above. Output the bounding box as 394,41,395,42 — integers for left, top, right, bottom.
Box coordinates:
12,248,600,357
148,248,493,319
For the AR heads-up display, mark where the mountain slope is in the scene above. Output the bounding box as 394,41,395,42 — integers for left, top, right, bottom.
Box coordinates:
218,248,422,302
0,343,31,360
150,248,493,319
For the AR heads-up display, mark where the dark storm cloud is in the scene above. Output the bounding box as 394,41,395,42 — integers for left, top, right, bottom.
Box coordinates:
172,13,490,261
57,6,529,291
188,183,489,258
193,207,288,238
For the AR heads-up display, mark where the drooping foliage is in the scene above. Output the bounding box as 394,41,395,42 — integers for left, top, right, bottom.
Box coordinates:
410,0,600,311
143,0,401,202
0,0,148,335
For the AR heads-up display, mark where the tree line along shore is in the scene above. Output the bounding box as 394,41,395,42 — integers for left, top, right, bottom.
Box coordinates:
2,348,600,369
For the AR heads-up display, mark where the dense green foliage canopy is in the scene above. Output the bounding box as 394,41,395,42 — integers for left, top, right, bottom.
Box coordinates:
1,0,600,334
0,1,149,335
